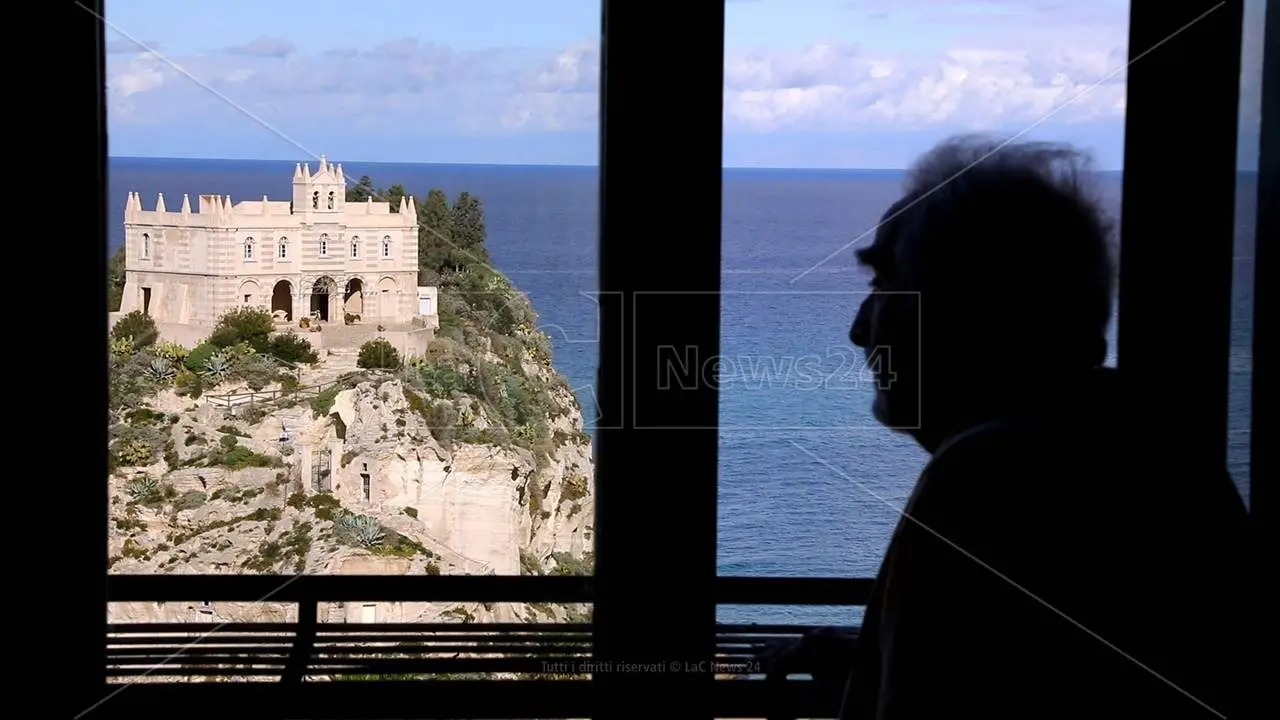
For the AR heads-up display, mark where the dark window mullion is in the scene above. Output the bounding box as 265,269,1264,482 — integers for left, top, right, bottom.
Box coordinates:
595,1,724,717
77,0,110,714
1118,0,1243,471
1249,0,1277,536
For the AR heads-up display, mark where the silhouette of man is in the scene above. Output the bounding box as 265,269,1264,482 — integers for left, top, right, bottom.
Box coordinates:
771,136,1251,719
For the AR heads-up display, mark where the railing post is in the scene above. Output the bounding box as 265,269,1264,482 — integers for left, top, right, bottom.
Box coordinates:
283,600,318,684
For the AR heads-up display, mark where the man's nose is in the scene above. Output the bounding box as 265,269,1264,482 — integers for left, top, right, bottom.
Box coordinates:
850,299,871,349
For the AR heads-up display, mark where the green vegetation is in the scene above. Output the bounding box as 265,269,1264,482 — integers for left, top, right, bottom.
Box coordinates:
311,385,342,418
109,308,320,423
550,551,593,576
243,520,313,573
347,176,578,466
286,492,342,521
357,338,402,370
111,310,159,350
108,245,126,312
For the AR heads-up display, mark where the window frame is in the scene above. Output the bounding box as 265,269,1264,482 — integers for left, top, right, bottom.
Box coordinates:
72,0,1271,717
1249,0,1277,550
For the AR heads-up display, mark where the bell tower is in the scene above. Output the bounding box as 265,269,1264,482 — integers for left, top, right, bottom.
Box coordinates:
291,155,346,214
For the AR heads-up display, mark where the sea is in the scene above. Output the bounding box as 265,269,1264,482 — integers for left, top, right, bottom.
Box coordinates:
108,158,1257,626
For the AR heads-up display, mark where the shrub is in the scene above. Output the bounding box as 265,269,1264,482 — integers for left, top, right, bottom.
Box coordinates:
111,311,159,349
109,352,160,414
174,370,203,399
422,401,458,447
152,341,189,362
184,342,219,374
418,362,468,399
237,355,277,391
266,332,319,364
311,385,342,418
208,307,275,351
549,551,592,576
172,490,207,511
357,339,402,370
210,445,278,470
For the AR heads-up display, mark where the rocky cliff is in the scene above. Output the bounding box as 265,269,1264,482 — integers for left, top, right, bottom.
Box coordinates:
108,289,594,627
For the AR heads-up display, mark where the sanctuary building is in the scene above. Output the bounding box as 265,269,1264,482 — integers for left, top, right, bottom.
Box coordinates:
115,156,438,353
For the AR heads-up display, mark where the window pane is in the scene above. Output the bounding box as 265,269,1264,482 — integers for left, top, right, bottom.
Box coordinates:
1229,0,1267,507
104,0,598,665
719,0,1128,626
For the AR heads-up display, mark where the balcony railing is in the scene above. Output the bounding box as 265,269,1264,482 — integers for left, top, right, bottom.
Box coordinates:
89,575,872,719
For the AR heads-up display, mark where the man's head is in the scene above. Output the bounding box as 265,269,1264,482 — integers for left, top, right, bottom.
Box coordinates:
849,136,1116,450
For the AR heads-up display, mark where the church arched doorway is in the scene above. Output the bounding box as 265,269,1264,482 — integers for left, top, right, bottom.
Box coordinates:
344,278,365,318
271,280,293,322
310,276,337,322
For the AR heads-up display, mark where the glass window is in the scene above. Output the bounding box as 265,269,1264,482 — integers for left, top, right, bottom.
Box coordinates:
104,0,600,678
719,0,1129,626
1228,0,1267,507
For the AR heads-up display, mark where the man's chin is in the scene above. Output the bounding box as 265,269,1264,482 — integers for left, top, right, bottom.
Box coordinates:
872,392,916,431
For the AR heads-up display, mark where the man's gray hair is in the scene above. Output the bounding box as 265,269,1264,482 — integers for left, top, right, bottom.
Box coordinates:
891,135,1118,365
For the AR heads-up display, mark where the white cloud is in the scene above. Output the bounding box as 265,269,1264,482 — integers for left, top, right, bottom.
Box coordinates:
107,55,166,120
128,0,1266,147
224,36,296,58
107,24,1143,139
721,41,1129,133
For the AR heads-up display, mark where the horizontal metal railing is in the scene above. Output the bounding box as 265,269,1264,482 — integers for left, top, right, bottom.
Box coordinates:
94,575,871,719
106,574,874,604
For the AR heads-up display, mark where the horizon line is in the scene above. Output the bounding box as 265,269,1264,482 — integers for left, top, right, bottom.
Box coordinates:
107,154,1141,173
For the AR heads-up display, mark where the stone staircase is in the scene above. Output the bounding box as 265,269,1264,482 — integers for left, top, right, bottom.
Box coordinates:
304,347,361,386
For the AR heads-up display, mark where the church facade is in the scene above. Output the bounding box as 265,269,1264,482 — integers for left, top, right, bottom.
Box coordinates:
118,157,431,332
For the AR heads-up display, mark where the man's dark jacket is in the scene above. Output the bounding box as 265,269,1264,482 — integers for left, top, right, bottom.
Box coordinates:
840,368,1252,719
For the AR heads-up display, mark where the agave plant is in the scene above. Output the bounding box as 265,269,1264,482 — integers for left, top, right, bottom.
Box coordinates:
146,357,177,381
337,513,386,548
126,476,160,502
201,351,234,382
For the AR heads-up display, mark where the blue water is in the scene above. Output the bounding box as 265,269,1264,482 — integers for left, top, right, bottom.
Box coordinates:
108,158,1256,625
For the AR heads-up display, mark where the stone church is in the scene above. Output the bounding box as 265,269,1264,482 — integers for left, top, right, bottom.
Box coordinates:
116,156,438,350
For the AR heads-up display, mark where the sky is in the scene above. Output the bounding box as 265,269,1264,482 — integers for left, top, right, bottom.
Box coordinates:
104,0,1267,169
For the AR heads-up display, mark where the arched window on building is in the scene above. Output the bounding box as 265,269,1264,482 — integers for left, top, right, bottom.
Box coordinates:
141,232,151,259
278,237,288,260
382,236,392,258
351,236,360,258
312,191,319,209
319,234,329,257
244,237,254,260
328,191,335,210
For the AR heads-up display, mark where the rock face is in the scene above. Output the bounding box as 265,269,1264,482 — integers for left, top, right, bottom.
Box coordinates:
108,364,594,626
327,378,593,576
